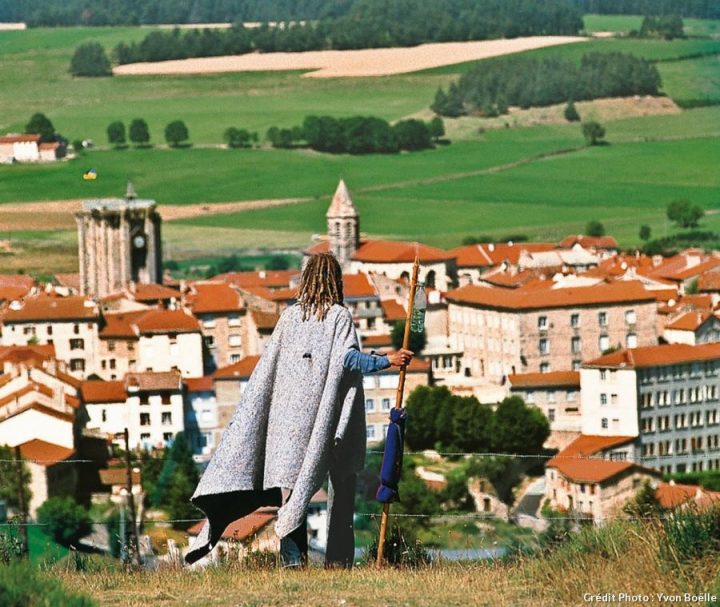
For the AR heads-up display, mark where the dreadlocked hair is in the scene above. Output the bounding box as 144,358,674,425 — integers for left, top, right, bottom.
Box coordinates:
297,252,344,321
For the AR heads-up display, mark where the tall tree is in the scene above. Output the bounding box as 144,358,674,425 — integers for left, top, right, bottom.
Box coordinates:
582,121,606,145
488,396,550,455
129,118,150,146
667,199,704,228
106,121,126,146
164,120,189,147
585,220,606,237
25,113,55,142
70,42,112,77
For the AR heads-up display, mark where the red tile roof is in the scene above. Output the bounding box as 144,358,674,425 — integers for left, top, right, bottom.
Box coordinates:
508,371,580,389
1,295,99,322
586,342,720,369
53,273,80,291
547,434,640,483
446,281,655,311
99,311,146,338
133,283,181,302
559,235,619,250
186,282,244,314
126,371,181,392
81,380,126,403
362,334,392,348
0,275,35,290
133,309,200,334
343,273,377,299
551,434,635,460
214,270,298,289
352,239,452,263
187,508,277,542
184,376,214,392
665,310,713,332
18,439,74,466
698,268,720,292
380,299,406,322
214,355,260,380
480,268,550,289
250,309,279,331
0,134,40,144
648,254,720,283
451,242,556,267
656,482,720,509
99,468,141,486
0,344,56,367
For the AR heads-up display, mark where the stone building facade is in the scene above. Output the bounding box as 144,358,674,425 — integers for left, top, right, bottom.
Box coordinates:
445,281,658,382
76,184,162,298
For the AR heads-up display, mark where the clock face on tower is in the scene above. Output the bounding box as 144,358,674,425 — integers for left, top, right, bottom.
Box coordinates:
133,234,146,249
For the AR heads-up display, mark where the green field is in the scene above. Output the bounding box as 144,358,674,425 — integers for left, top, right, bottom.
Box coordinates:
583,14,720,38
1,25,719,262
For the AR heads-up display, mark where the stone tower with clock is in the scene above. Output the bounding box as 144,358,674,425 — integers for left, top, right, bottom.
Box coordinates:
76,182,162,297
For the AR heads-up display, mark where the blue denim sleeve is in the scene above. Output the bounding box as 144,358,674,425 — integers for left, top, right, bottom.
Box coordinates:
343,349,390,374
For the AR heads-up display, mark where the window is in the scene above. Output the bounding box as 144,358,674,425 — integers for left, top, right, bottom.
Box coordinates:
101,409,107,422
140,432,151,443
548,408,556,422
540,362,550,374
625,310,636,325
140,413,150,426
538,316,548,330
139,394,149,405
202,317,216,329
548,391,556,404
161,393,172,405
73,323,80,335
572,360,581,370
365,399,375,412
626,333,637,348
101,360,107,370
598,312,607,327
539,338,549,355
128,342,135,351
70,338,84,350
109,359,116,369
228,334,242,347
107,340,115,352
570,314,580,328
600,393,608,406
163,432,173,444
161,412,172,425
601,417,608,429
567,390,577,402
599,335,610,352
382,398,392,411
228,314,241,327
571,336,581,354
600,369,607,381
366,425,376,440
526,390,535,403
230,354,241,363
46,325,52,336
70,359,85,371
611,393,618,405
204,335,215,348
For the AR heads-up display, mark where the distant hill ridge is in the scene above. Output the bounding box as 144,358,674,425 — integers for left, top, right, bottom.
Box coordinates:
2,0,718,28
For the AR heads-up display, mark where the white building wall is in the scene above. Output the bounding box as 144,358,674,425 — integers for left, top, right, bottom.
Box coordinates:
137,333,203,377
85,402,129,437
127,392,185,450
13,141,39,161
0,409,74,449
580,367,639,436
662,328,695,345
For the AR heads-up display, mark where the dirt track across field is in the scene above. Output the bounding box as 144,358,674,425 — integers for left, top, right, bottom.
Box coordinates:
0,198,309,231
113,36,586,78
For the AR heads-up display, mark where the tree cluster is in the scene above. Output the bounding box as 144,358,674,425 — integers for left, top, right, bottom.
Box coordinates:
224,127,258,148
266,115,442,155
667,199,705,229
109,0,582,64
432,52,661,117
70,42,112,77
570,0,719,19
405,388,550,455
633,15,684,40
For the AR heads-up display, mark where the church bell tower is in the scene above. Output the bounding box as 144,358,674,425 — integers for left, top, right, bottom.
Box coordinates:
326,179,359,269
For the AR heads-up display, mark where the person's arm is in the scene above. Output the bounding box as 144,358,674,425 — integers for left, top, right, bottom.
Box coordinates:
343,348,413,374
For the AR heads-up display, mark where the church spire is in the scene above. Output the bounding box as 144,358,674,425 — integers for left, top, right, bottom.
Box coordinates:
326,179,359,268
126,181,137,200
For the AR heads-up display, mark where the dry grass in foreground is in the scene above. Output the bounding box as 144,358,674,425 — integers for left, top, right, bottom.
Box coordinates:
53,518,720,607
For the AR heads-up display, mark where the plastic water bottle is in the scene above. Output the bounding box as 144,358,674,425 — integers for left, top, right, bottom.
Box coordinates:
411,282,427,333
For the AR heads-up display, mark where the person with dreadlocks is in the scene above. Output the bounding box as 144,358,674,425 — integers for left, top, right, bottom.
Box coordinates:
185,252,413,568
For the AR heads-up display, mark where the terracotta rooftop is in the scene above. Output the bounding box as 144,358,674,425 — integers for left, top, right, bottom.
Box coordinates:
1,401,74,424
214,270,298,290
250,309,279,331
133,309,200,334
126,371,182,392
585,342,720,369
480,268,550,289
18,439,74,466
665,310,713,332
99,468,141,486
99,311,146,338
380,299,406,322
656,482,720,510
559,235,619,250
186,282,244,315
214,355,260,380
451,242,556,268
0,344,56,367
351,239,452,263
0,383,54,408
81,380,126,403
698,268,720,292
648,254,720,283
362,334,392,349
508,371,580,389
1,295,99,322
343,273,377,299
445,281,655,311
184,376,214,393
547,434,640,483
0,134,41,144
53,273,81,291
187,507,277,542
133,283,181,302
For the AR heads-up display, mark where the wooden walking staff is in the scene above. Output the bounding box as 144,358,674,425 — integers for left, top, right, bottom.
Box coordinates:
376,253,420,567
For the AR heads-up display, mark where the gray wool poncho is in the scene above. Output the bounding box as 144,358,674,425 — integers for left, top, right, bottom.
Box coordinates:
185,303,365,564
